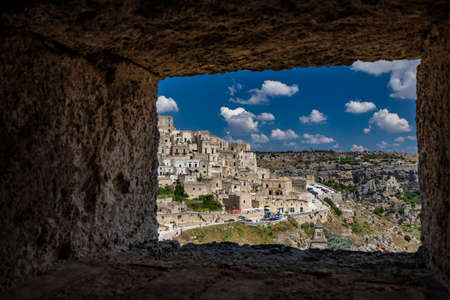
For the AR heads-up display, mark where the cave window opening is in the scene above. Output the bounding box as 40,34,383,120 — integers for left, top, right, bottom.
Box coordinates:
155,63,420,253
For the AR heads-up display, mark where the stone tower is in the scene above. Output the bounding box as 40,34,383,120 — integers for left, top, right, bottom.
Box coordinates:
309,224,328,249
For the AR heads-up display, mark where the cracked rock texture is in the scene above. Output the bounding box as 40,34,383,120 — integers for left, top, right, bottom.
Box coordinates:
0,0,449,291
0,34,159,289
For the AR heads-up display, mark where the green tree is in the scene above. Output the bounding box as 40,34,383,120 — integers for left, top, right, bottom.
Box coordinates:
173,184,188,202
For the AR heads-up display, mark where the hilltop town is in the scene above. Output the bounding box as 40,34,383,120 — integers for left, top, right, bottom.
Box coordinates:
156,115,333,240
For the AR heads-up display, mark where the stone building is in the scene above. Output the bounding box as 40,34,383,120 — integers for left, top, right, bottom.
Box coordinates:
158,115,175,134
223,193,252,213
261,177,293,197
156,115,321,216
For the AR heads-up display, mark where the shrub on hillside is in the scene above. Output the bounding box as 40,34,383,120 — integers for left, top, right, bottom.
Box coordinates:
301,222,315,238
324,197,342,216
374,206,384,216
328,235,352,250
351,222,363,234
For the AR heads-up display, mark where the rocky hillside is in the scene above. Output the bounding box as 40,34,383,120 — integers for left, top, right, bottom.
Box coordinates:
175,205,421,253
256,151,419,190
255,151,422,252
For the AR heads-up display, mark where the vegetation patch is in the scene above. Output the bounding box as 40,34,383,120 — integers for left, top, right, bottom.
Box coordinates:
328,235,352,250
402,224,421,233
157,185,174,199
324,197,342,216
301,222,315,238
397,190,421,206
177,220,306,245
173,184,189,202
373,206,384,216
351,221,363,234
319,179,357,192
186,194,222,212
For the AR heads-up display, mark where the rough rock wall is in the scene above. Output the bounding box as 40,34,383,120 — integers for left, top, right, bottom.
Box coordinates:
417,24,449,286
0,1,439,77
0,34,159,289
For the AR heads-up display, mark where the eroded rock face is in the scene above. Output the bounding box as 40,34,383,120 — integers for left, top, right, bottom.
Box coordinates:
416,24,450,287
0,34,159,289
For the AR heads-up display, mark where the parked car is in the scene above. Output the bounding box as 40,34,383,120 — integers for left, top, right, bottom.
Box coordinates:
225,219,235,223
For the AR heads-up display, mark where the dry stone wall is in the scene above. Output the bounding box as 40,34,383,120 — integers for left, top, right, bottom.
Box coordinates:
0,34,159,289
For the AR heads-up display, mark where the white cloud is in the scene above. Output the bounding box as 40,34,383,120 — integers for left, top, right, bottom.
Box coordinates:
230,80,299,105
271,129,299,140
220,107,258,136
363,127,371,134
351,59,420,100
393,143,400,147
345,100,377,114
350,144,368,152
377,140,389,149
332,144,341,149
251,133,269,144
369,109,411,133
256,112,275,122
407,135,416,141
283,142,298,148
395,137,405,142
157,96,179,113
299,109,327,124
227,83,243,96
302,133,334,144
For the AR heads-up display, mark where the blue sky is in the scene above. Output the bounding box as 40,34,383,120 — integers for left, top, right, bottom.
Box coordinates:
157,60,419,153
